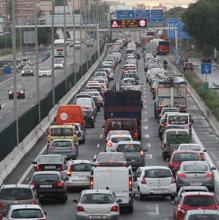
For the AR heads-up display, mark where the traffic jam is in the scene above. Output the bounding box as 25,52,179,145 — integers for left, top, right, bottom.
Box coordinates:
0,33,219,220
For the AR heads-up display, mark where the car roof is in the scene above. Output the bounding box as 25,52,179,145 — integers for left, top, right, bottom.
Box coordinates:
140,166,171,170
1,184,33,189
179,186,209,191
173,150,200,154
50,125,73,128
82,189,113,194
166,112,190,116
186,209,219,215
182,191,214,197
180,160,208,166
51,139,73,142
33,171,61,175
108,130,130,134
179,143,202,147
98,152,124,156
68,160,93,165
117,141,140,145
110,134,132,138
9,204,42,210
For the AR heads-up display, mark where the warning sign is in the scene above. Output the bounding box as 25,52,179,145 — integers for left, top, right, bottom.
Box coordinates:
111,19,147,29
111,20,119,28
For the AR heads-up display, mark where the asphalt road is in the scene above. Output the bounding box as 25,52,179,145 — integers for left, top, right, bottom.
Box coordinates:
0,44,97,132
4,47,219,220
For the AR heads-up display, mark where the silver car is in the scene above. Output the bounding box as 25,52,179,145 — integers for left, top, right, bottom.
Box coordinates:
2,204,47,220
184,209,219,220
74,189,119,220
65,160,93,189
176,161,214,191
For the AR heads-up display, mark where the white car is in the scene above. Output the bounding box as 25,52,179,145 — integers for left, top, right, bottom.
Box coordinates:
133,166,176,200
75,40,81,49
105,133,133,152
54,58,64,69
38,66,51,77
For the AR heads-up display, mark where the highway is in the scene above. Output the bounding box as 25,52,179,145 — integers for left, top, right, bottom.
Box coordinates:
3,45,219,220
0,44,97,132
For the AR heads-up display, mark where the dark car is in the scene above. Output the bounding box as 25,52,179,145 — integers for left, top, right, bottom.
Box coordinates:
8,85,25,99
21,65,34,76
183,62,194,71
0,184,39,213
32,154,66,172
31,171,68,203
82,107,95,128
115,141,146,169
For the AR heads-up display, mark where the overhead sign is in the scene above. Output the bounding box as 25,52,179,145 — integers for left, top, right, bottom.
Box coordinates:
150,9,164,22
201,63,212,75
117,10,135,20
111,19,147,29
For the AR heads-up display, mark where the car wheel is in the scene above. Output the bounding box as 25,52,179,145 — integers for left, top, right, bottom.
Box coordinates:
137,188,143,200
128,205,133,213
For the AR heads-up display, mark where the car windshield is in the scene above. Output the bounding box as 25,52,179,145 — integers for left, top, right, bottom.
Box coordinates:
71,163,93,172
81,193,114,204
51,141,73,148
97,154,125,163
23,66,32,70
11,209,43,218
144,169,172,178
184,196,215,207
188,214,219,220
117,144,141,152
33,174,59,182
111,136,131,143
173,153,199,162
40,67,50,71
183,164,209,172
0,188,32,200
51,127,73,136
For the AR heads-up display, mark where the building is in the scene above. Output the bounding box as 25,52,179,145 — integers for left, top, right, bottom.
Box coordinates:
0,0,9,29
15,0,35,21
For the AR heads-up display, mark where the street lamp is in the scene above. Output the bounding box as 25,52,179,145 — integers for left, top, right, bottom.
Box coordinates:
51,0,55,107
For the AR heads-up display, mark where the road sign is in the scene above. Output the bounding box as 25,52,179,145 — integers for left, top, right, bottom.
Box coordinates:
111,19,147,29
3,66,12,74
150,9,164,23
117,10,135,20
201,63,212,74
135,10,148,19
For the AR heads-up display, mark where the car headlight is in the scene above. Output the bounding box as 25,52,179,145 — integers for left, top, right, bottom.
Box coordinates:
21,71,24,73
9,91,13,94
20,91,24,93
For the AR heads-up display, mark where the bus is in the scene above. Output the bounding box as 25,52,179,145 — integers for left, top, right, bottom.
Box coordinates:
54,39,65,57
157,40,170,55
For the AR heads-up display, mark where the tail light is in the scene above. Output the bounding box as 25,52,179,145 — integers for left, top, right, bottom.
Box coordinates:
31,180,36,187
56,181,64,187
90,177,94,189
129,177,132,190
178,173,187,179
199,152,205,160
107,141,112,148
60,164,64,170
67,167,72,176
168,162,174,169
160,122,167,127
140,151,144,156
34,165,40,171
77,206,85,212
111,206,119,212
133,131,138,138
205,172,214,178
141,177,146,184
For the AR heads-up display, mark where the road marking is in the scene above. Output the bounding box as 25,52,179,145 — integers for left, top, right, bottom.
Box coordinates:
143,125,148,130
142,118,148,122
96,144,100,149
145,134,150,138
147,143,151,148
144,204,159,215
17,144,47,184
145,154,152,159
144,111,147,114
1,103,7,108
99,134,103,139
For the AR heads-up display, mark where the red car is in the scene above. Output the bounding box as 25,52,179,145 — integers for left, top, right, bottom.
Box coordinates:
169,150,201,176
174,192,219,220
183,62,194,71
8,84,25,99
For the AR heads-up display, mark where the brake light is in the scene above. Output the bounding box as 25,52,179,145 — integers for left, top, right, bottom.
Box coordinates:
178,207,186,214
67,170,71,176
111,206,119,212
141,177,146,184
56,181,64,187
140,151,144,156
60,164,64,170
34,165,40,171
178,173,187,179
134,132,138,137
31,180,36,187
107,141,112,148
90,177,94,189
199,152,205,160
205,172,214,178
160,122,167,127
77,206,85,212
129,177,132,190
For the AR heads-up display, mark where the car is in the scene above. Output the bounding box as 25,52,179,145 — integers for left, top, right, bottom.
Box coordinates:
21,65,34,76
158,107,179,122
73,123,86,144
94,152,127,166
115,141,146,169
133,166,176,200
32,154,66,172
183,209,219,220
74,40,81,49
0,184,39,213
75,97,97,117
81,106,95,128
173,192,218,220
0,97,1,110
169,150,201,176
105,130,131,143
8,85,25,99
105,133,133,152
31,171,68,203
74,189,119,220
47,139,78,160
178,143,206,160
176,161,214,191
65,160,94,189
38,66,51,77
175,186,209,204
183,62,194,71
54,58,64,69
2,204,47,220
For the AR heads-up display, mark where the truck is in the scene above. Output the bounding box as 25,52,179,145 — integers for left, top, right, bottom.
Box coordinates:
154,77,187,118
104,91,142,140
90,166,134,213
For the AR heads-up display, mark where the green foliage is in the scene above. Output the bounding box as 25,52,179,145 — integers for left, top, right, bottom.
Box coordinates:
165,7,186,19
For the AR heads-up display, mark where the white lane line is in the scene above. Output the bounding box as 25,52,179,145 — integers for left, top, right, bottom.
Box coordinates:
155,205,159,215
147,143,151,148
96,144,100,149
17,144,47,184
145,154,152,160
1,103,7,108
145,134,150,138
142,118,148,122
99,134,103,139
144,204,159,215
142,125,148,130
144,111,147,114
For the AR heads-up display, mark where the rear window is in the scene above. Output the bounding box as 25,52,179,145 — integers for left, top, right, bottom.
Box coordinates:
51,141,73,148
111,120,136,131
144,169,172,178
97,154,125,163
81,193,114,204
168,116,189,125
111,137,131,143
0,188,33,200
11,209,43,218
180,145,201,151
188,214,219,220
71,163,93,172
33,174,59,182
183,164,209,172
117,144,141,152
183,196,215,207
172,153,199,162
51,128,73,136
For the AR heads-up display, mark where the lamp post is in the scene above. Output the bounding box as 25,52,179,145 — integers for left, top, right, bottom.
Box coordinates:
51,0,55,107
63,0,67,93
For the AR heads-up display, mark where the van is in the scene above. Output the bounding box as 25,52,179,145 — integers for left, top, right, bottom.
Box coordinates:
103,118,139,140
90,166,134,213
56,105,84,128
47,125,78,146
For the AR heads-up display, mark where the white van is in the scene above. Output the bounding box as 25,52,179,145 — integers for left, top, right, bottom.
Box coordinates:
90,166,134,213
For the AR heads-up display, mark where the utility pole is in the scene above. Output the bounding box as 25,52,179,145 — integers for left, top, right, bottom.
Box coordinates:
72,0,76,83
34,0,41,124
12,0,19,146
51,0,55,107
63,0,67,92
79,3,82,76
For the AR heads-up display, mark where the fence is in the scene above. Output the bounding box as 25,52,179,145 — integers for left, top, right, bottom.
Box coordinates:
0,48,100,162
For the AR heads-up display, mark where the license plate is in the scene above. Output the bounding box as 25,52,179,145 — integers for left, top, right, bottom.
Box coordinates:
44,165,56,169
40,185,52,188
191,182,202,186
89,216,106,219
131,159,136,162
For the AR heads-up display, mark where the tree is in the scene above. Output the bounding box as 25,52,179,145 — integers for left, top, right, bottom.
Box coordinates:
165,7,186,19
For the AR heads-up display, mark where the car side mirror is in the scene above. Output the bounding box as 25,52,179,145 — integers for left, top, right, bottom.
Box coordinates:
73,199,78,203
32,161,37,164
64,177,70,181
93,154,97,161
117,199,122,203
203,149,207,152
211,167,216,171
133,176,137,182
143,148,148,152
